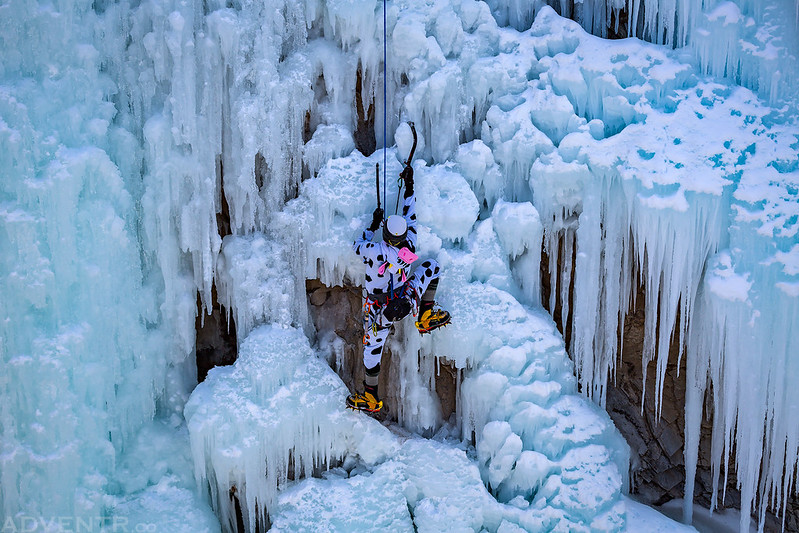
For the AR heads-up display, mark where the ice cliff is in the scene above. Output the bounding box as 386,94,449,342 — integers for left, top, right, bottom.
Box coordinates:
1,0,797,531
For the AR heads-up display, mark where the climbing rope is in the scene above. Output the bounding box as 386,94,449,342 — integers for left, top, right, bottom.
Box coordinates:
382,0,387,212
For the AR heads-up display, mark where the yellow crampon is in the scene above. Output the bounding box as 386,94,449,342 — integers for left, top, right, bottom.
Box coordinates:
415,307,451,334
346,390,383,413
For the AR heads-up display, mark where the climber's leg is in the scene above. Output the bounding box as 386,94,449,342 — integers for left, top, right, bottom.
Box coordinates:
409,259,450,333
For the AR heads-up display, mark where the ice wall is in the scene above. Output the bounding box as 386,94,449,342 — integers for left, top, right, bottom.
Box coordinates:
198,0,797,528
3,0,796,529
293,0,796,529
0,0,362,524
482,0,799,110
0,0,176,523
1,0,436,525
489,8,798,532
184,324,398,531
683,126,799,529
272,144,630,530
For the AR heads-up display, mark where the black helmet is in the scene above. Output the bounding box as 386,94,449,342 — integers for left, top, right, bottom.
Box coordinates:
382,215,407,247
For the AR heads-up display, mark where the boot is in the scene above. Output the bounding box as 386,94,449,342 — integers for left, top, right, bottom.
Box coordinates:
415,302,451,334
346,382,383,413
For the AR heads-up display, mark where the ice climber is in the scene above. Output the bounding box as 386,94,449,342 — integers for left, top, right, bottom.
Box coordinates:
346,165,451,413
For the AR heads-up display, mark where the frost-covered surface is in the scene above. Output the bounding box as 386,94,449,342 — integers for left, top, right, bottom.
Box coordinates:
2,0,798,530
484,0,799,109
110,421,221,533
189,147,632,527
186,317,628,532
184,324,398,531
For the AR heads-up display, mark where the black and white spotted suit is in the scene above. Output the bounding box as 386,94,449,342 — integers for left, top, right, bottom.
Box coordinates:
353,192,440,369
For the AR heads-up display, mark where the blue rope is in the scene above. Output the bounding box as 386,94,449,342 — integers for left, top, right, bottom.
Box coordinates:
382,0,387,212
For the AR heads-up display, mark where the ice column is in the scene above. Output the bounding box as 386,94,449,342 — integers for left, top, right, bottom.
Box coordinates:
0,0,165,522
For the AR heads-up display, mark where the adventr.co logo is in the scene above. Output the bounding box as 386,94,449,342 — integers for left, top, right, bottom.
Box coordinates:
1,516,157,532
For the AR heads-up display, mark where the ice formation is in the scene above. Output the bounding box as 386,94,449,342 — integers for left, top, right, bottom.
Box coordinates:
196,144,628,530
513,11,799,531
483,0,799,108
1,0,797,531
184,324,399,531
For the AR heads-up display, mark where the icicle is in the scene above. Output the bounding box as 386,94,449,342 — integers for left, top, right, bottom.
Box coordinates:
186,325,399,530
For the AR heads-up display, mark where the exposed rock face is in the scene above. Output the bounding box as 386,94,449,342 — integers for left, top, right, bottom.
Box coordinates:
195,285,238,382
606,288,693,506
305,279,365,393
606,288,798,532
542,242,797,530
353,67,375,157
196,160,238,383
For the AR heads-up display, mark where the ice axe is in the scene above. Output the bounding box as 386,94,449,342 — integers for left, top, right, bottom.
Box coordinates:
395,122,417,213
403,122,417,168
375,162,383,221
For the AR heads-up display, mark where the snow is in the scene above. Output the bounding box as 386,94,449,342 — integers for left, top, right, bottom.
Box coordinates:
656,499,759,533
625,497,699,532
271,131,631,530
1,0,798,531
705,252,753,302
271,438,502,532
186,315,626,530
184,324,398,530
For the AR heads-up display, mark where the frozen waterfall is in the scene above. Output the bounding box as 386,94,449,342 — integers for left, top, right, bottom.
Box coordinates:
1,0,797,532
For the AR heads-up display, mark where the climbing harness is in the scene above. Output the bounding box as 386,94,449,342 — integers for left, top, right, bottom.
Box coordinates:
366,282,414,325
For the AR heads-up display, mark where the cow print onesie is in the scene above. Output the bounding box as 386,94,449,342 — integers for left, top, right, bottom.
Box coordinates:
353,192,440,369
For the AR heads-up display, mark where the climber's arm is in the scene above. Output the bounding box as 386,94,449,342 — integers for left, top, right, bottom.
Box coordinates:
353,207,385,261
